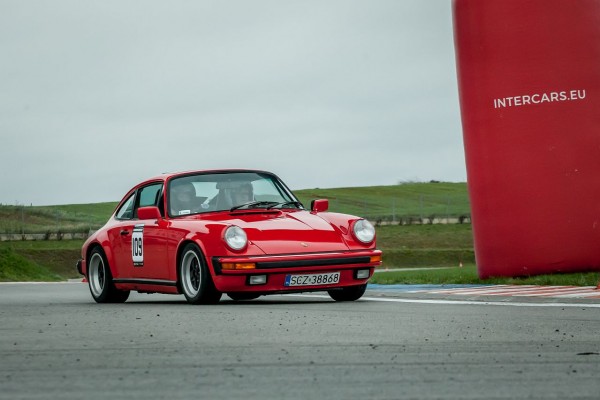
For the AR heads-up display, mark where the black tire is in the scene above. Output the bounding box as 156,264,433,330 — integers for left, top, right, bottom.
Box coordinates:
87,247,130,303
179,243,222,304
227,293,261,301
327,284,367,302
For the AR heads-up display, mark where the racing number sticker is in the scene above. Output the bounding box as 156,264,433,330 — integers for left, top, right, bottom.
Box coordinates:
132,224,144,266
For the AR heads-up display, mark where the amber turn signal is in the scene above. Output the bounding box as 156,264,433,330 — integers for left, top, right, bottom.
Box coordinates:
370,255,382,263
221,262,256,270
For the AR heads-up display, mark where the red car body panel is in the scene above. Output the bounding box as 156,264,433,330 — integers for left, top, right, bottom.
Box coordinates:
78,169,381,301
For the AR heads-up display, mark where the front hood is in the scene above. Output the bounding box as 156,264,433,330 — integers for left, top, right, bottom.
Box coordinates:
225,210,349,254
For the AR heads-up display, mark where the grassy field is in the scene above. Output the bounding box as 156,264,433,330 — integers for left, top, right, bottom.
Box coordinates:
0,202,116,234
0,224,471,281
1,182,469,235
375,224,474,268
1,223,597,286
294,182,470,223
0,247,62,281
1,182,598,285
0,240,83,281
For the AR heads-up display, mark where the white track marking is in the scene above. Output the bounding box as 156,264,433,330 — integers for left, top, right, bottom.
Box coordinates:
290,293,600,308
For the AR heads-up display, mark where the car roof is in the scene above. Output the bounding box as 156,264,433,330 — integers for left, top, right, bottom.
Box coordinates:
142,169,275,183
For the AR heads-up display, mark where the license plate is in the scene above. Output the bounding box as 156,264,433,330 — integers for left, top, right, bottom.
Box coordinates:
284,272,340,287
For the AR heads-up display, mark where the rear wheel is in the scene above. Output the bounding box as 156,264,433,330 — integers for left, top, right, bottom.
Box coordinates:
179,243,222,304
87,247,130,303
327,284,367,302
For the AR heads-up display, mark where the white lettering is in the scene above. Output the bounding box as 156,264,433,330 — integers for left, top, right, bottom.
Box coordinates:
493,88,587,109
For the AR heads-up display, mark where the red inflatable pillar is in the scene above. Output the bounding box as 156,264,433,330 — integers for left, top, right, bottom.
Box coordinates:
453,0,600,278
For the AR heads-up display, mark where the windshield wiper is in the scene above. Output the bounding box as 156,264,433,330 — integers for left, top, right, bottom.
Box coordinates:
266,201,303,210
230,201,279,211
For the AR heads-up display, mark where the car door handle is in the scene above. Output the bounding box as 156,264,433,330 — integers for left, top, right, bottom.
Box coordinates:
120,230,130,236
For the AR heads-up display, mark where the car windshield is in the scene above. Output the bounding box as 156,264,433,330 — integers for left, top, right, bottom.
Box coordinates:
167,171,303,217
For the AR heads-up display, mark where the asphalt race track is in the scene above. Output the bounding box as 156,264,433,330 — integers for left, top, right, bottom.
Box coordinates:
1,283,600,400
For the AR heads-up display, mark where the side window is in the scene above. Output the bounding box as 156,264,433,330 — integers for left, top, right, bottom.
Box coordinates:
115,194,135,220
138,184,162,207
135,183,164,218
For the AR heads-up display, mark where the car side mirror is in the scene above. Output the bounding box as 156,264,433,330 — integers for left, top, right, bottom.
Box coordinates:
138,206,162,220
310,199,329,213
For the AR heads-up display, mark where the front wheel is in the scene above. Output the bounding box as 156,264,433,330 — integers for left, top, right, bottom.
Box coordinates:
179,243,222,304
327,284,367,302
87,247,130,303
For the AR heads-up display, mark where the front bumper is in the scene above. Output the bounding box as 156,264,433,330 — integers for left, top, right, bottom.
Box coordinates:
210,249,382,293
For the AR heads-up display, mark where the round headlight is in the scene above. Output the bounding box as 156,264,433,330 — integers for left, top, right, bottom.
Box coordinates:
224,225,247,251
353,219,375,244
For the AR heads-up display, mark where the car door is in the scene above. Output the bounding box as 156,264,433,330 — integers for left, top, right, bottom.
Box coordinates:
131,183,170,282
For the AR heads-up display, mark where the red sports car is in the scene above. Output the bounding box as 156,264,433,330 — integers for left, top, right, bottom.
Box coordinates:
77,170,382,304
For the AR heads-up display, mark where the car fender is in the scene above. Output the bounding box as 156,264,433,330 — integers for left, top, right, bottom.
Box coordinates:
175,224,266,276
176,230,225,277
82,233,117,278
313,212,377,249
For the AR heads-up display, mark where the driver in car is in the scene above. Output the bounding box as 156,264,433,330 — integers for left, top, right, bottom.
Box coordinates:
231,183,254,206
170,182,198,215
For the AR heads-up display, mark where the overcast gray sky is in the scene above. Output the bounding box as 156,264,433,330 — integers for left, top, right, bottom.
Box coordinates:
0,0,464,206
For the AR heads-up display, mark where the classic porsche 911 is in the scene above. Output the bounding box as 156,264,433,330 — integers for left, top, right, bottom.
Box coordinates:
77,169,382,304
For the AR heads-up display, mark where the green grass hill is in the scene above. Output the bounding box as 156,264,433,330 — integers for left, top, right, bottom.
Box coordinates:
0,182,472,282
